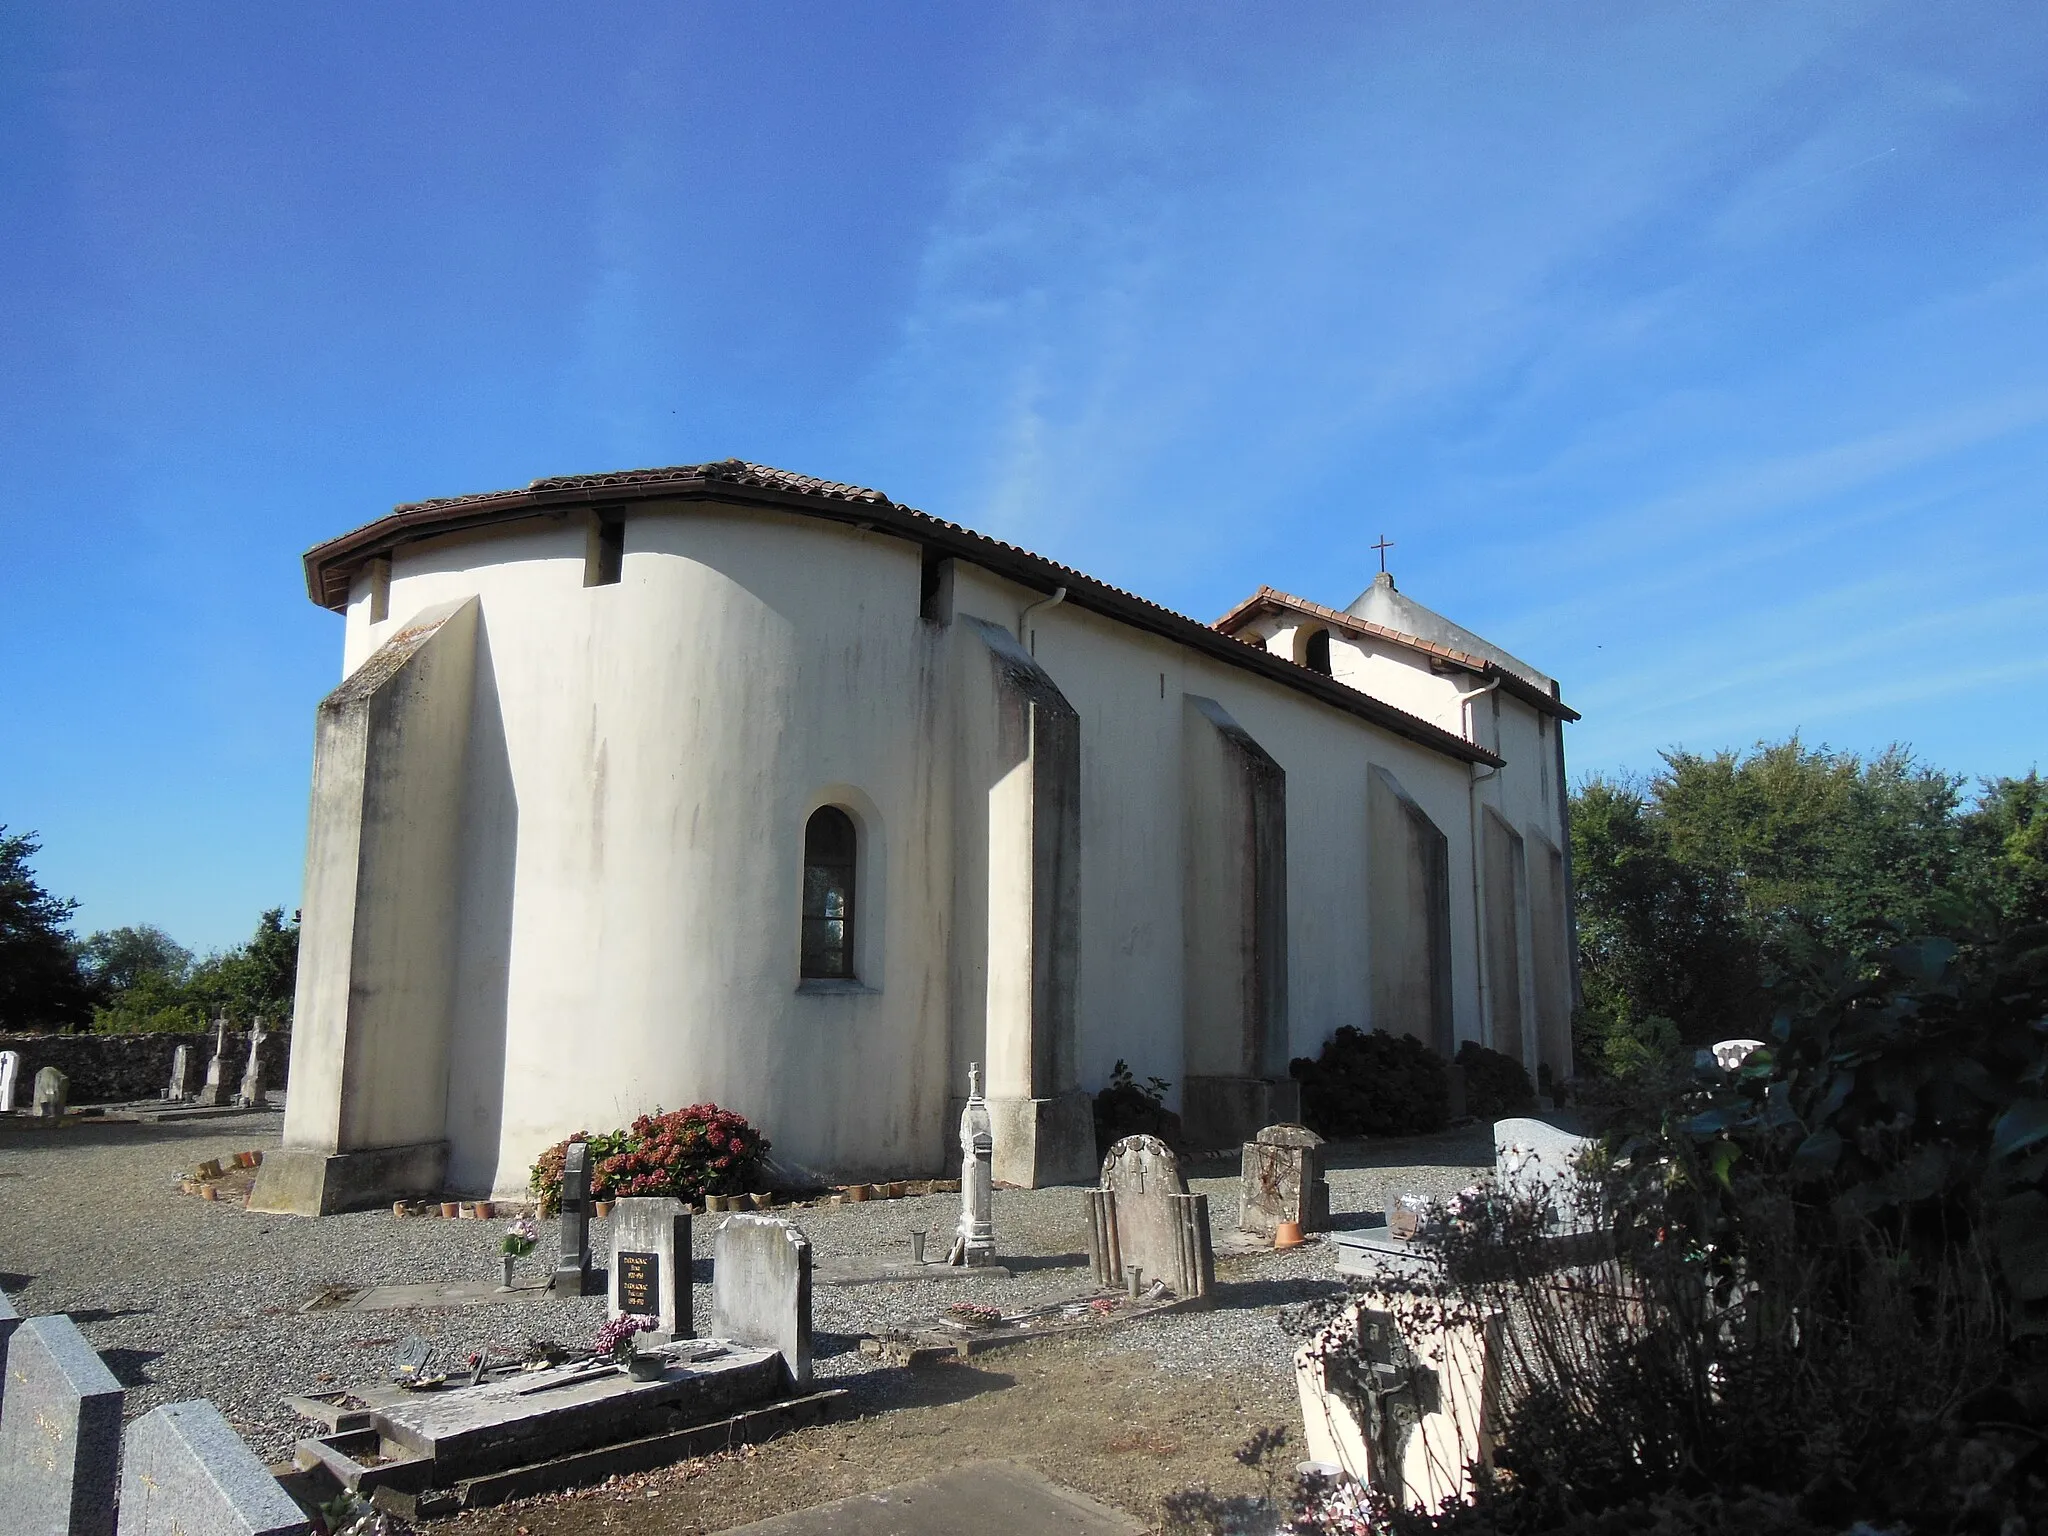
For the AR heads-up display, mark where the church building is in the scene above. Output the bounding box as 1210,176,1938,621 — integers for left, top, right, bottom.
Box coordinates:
252,460,1577,1214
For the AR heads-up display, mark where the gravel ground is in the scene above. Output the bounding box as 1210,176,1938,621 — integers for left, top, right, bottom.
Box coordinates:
0,1110,1489,1463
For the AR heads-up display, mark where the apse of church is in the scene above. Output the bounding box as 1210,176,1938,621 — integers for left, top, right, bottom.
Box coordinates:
253,462,1577,1213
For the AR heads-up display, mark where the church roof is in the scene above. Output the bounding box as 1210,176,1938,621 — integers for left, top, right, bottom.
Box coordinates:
303,460,1505,767
1213,585,1577,722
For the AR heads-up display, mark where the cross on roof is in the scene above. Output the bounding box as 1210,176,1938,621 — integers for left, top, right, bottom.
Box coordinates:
1372,534,1395,574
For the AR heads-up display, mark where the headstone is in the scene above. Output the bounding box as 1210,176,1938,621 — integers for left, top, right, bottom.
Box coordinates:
1085,1135,1214,1301
552,1141,592,1296
1493,1117,1596,1225
0,1313,125,1536
118,1399,313,1536
607,1197,692,1342
1237,1122,1332,1238
952,1062,996,1266
196,1017,232,1108
1711,1038,1765,1072
0,1048,19,1112
32,1065,69,1121
237,1016,267,1108
164,1045,198,1102
0,1287,20,1420
710,1214,812,1387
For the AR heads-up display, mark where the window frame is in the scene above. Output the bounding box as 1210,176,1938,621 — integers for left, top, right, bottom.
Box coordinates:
798,805,860,982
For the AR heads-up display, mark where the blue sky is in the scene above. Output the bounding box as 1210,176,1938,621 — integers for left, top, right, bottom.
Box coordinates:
3,3,2044,952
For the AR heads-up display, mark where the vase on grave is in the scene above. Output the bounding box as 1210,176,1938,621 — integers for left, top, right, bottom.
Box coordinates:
500,1255,517,1291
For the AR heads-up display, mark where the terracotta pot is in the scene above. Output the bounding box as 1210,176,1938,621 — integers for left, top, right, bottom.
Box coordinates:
1273,1219,1305,1249
393,1201,410,1218
748,1192,771,1210
201,1185,219,1202
440,1201,461,1218
846,1184,871,1203
593,1200,614,1218
476,1200,496,1219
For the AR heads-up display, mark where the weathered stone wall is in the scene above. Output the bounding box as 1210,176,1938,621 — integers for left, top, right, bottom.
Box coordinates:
0,1032,290,1105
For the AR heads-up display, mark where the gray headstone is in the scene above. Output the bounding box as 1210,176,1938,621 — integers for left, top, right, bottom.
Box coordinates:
711,1214,812,1388
237,1019,267,1108
1494,1117,1595,1220
0,1287,20,1420
165,1046,199,1102
197,1020,232,1108
1096,1135,1214,1299
118,1399,312,1536
608,1197,692,1342
955,1062,995,1265
32,1065,68,1120
0,1313,125,1536
0,1049,19,1112
553,1142,592,1295
1238,1123,1330,1237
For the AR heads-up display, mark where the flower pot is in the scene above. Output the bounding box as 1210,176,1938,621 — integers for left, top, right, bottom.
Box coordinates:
705,1195,726,1212
440,1201,461,1218
626,1351,667,1381
393,1201,410,1218
500,1255,517,1291
476,1200,495,1220
200,1184,219,1201
846,1184,871,1203
593,1200,614,1218
1274,1220,1305,1249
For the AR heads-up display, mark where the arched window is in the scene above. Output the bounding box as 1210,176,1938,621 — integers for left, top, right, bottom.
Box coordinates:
800,807,858,980
1303,628,1332,675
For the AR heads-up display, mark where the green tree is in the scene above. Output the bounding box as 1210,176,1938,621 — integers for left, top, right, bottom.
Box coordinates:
186,907,299,1025
0,827,95,1030
1571,738,2028,1076
78,924,192,995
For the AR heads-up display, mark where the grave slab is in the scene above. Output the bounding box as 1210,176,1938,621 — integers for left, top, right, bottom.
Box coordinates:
332,1278,552,1312
0,1285,20,1419
721,1459,1146,1535
712,1215,813,1388
0,1312,125,1536
118,1399,313,1536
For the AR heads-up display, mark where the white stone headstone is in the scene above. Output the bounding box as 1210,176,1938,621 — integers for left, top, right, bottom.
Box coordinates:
1493,1117,1595,1223
196,1018,232,1107
32,1064,68,1120
237,1017,267,1108
118,1399,312,1536
0,1313,124,1536
608,1197,692,1342
0,1049,19,1112
711,1214,812,1387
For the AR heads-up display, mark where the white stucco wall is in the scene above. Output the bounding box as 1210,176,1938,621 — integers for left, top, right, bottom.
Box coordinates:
314,500,1571,1194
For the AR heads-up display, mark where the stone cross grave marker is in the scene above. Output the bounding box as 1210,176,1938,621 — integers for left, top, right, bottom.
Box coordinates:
952,1061,996,1266
164,1045,199,1103
196,1017,233,1108
32,1065,69,1120
608,1197,692,1342
0,1048,19,1112
553,1141,593,1296
1493,1117,1596,1228
1086,1135,1214,1301
0,1286,20,1420
0,1312,125,1536
711,1214,812,1388
238,1016,268,1108
1237,1122,1331,1238
118,1399,313,1536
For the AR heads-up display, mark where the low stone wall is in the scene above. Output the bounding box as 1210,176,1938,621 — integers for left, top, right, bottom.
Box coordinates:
0,1031,290,1105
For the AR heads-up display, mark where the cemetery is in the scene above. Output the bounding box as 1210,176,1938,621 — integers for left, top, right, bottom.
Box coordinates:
0,1053,1535,1532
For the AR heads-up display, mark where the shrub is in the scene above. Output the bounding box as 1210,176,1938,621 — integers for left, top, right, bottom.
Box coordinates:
598,1104,769,1204
1454,1040,1536,1119
528,1111,750,1218
1289,1026,1449,1138
1093,1059,1182,1157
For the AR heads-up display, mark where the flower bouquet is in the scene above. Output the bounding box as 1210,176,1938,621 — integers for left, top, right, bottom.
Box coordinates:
498,1216,539,1289
594,1313,665,1378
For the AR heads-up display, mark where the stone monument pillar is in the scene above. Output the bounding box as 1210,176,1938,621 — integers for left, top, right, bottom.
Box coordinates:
165,1044,199,1103
0,1049,18,1113
237,1016,267,1108
553,1141,593,1296
951,1063,996,1266
196,1017,233,1108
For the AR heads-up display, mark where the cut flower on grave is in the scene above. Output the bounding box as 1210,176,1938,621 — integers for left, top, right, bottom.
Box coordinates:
593,1313,661,1363
500,1217,539,1258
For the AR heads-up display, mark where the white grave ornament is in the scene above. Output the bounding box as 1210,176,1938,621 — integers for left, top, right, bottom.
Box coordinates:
0,1049,19,1112
950,1063,996,1266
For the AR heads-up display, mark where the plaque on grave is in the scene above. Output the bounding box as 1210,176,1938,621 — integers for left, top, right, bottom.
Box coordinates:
617,1252,659,1315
